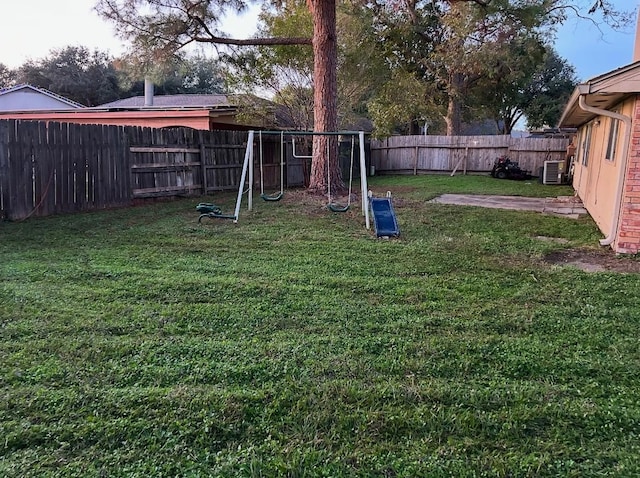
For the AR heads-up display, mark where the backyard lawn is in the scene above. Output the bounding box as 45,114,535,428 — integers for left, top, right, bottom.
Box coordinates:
1,175,639,477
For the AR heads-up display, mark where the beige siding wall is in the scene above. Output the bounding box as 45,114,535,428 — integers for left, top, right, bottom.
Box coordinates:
572,97,636,246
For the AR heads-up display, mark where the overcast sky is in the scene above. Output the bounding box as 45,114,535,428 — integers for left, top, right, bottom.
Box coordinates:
0,0,637,82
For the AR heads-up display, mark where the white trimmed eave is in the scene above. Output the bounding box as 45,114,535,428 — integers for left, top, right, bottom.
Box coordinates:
558,61,640,128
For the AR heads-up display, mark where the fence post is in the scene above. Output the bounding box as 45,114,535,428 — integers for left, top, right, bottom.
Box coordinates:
0,120,8,218
200,143,207,195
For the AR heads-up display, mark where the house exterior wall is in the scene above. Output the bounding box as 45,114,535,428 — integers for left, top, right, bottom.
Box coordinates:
616,97,640,253
0,110,221,130
571,96,637,252
0,89,80,111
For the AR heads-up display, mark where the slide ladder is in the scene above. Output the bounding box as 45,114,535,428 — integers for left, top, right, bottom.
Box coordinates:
369,191,400,238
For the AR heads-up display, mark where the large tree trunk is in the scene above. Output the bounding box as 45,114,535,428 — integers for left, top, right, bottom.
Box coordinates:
445,72,464,136
307,0,344,195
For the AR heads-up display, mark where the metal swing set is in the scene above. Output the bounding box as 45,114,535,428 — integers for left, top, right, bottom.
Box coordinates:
198,130,371,230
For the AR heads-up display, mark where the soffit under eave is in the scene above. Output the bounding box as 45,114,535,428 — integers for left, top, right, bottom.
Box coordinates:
558,92,628,129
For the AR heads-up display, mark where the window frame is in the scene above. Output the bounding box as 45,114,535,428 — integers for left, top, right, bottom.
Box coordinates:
605,112,620,162
581,122,593,167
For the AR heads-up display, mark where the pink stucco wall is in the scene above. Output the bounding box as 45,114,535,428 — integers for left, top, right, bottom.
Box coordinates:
0,109,239,131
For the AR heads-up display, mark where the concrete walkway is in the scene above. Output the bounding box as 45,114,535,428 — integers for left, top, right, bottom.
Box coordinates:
430,194,588,219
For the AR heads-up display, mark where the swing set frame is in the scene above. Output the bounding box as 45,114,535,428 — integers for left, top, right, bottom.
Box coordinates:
205,130,370,229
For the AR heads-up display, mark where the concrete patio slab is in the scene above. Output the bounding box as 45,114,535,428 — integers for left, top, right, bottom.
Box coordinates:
430,194,588,218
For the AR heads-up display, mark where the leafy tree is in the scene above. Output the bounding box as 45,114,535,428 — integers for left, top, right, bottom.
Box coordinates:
523,50,578,130
469,36,547,134
118,54,225,96
368,1,552,135
362,0,632,136
223,1,315,129
181,55,226,93
471,46,577,134
367,70,438,136
0,63,16,89
15,46,122,106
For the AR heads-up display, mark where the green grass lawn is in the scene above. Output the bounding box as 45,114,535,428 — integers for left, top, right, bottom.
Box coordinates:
1,175,639,477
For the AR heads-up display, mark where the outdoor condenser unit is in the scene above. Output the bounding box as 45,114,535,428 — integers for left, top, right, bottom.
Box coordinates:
542,160,564,185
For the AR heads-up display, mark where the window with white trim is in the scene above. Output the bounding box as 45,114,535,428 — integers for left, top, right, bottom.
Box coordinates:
605,114,620,162
581,123,592,166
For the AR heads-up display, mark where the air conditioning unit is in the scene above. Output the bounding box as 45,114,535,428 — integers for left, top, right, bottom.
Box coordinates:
543,160,564,185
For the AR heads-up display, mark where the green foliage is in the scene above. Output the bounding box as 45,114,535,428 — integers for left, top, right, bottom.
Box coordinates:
2,175,639,476
223,1,314,129
469,37,544,134
366,1,556,135
367,71,441,137
359,0,631,136
523,50,579,130
226,0,387,131
9,46,225,107
0,63,16,89
472,45,577,134
120,54,226,96
16,46,122,106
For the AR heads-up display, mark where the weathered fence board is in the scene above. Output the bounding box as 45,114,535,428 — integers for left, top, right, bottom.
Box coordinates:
371,135,569,175
0,121,9,218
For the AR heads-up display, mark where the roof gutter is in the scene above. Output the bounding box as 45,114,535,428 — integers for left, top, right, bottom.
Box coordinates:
577,92,632,247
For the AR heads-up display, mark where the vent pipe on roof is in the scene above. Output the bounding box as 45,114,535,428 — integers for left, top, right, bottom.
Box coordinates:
144,77,154,107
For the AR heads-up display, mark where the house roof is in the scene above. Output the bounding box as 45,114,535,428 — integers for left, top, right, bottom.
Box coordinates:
0,84,85,109
558,61,640,128
97,94,233,110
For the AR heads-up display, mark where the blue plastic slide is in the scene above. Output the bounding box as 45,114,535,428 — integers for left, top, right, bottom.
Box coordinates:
370,193,400,238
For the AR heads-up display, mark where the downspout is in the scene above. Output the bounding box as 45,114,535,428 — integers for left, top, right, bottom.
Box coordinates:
577,92,632,247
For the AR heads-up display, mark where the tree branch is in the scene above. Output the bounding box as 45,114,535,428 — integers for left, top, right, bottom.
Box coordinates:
193,35,312,46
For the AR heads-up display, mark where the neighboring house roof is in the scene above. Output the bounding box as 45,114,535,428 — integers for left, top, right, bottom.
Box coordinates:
0,84,85,111
0,92,252,131
559,61,640,128
98,94,233,110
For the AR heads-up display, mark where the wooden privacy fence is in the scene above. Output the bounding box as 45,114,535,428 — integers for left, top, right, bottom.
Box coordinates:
371,135,570,175
0,120,131,220
126,127,248,198
0,120,254,221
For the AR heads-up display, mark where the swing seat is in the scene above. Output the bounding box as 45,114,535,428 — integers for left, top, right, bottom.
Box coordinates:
196,203,237,222
327,203,350,213
196,203,222,215
260,192,284,202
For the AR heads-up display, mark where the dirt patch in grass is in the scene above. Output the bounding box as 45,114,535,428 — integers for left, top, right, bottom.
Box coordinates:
544,248,640,273
282,189,365,216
